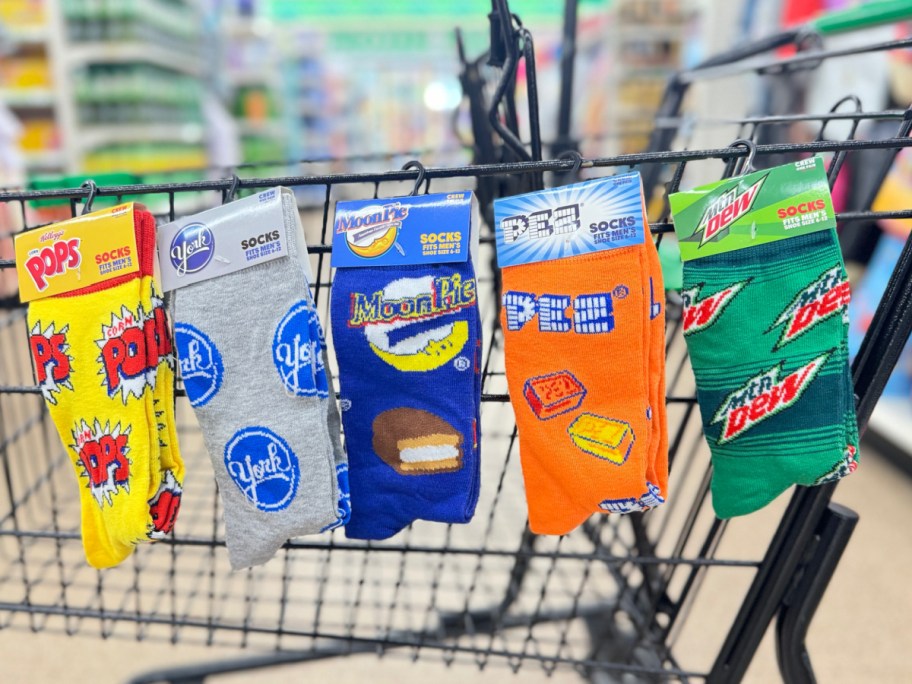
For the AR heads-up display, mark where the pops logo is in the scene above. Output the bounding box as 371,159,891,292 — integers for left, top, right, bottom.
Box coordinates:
72,419,131,508
28,322,74,404
24,237,81,291
682,280,749,335
768,266,850,348
96,301,170,403
169,222,213,276
148,470,182,539
711,351,830,444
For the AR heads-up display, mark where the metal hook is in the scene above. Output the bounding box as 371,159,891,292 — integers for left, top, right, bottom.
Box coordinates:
224,174,240,204
725,139,757,178
401,160,427,196
557,149,583,177
817,95,863,142
80,180,98,216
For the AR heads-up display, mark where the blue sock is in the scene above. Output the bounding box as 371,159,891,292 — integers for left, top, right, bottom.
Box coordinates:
330,260,482,540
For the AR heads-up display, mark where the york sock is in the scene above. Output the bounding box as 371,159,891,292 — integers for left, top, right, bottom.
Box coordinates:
331,260,482,540
173,199,338,569
27,209,161,567
500,231,665,535
681,230,858,518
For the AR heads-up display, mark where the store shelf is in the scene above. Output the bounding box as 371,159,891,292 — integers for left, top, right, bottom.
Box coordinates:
24,150,64,170
237,121,288,139
0,88,55,109
67,42,203,77
77,123,205,150
5,26,49,47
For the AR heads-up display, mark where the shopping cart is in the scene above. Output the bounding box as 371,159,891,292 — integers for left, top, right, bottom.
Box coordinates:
1,4,912,683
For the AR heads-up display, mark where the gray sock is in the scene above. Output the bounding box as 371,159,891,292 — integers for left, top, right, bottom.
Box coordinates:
172,197,338,569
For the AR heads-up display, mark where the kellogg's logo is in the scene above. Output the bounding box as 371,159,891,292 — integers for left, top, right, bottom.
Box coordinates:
23,234,81,292
711,351,831,444
96,303,170,403
682,280,749,336
224,427,300,512
273,300,328,398
72,419,131,508
29,321,74,404
768,266,850,348
174,323,223,407
169,222,214,276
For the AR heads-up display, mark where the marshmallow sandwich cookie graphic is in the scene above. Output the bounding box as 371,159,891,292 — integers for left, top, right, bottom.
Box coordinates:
372,408,464,475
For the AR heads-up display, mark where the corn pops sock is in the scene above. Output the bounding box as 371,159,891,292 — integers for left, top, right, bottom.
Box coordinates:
173,208,338,569
681,230,858,518
501,243,655,534
27,210,161,567
331,260,482,540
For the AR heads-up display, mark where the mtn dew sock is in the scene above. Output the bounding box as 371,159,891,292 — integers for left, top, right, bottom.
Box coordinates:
173,207,338,569
27,209,161,568
681,230,857,518
500,242,657,534
330,260,482,540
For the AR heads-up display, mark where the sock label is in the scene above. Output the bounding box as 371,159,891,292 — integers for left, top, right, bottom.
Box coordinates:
493,172,647,267
158,188,294,292
224,427,300,512
670,157,837,261
15,203,139,302
331,191,478,268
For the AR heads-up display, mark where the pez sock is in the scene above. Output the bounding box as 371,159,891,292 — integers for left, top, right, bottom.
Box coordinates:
27,209,161,567
172,208,338,569
500,238,660,535
681,230,858,518
331,260,482,540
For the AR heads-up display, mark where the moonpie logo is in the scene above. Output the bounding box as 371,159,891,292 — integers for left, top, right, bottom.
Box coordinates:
695,176,766,246
72,419,131,508
273,300,328,397
148,470,182,539
174,323,223,407
337,203,408,259
349,273,476,372
681,280,749,335
96,302,170,403
28,321,74,405
768,266,850,348
224,427,300,512
169,222,214,276
711,351,831,444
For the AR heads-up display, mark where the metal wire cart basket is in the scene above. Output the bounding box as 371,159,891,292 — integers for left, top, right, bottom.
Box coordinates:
1,4,912,683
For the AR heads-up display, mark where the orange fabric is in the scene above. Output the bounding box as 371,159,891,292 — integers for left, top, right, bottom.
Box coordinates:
645,236,668,502
501,233,665,535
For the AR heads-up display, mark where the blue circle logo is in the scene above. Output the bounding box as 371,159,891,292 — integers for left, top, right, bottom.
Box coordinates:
273,301,329,397
224,427,300,512
169,222,214,276
174,323,223,407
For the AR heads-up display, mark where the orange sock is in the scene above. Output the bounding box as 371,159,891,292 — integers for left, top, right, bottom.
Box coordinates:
501,233,662,534
643,236,668,507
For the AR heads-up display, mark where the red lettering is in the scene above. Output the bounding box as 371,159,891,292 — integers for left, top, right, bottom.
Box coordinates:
66,239,81,268
29,333,70,384
78,434,129,487
747,393,770,421
725,406,749,440
101,326,148,392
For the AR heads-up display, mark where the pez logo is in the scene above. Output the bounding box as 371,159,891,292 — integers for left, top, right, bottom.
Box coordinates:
174,323,223,407
224,427,300,512
169,222,214,276
272,301,328,397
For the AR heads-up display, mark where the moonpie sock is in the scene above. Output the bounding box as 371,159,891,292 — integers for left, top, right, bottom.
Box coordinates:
27,210,160,568
331,260,482,540
500,243,655,534
681,230,858,519
172,212,338,569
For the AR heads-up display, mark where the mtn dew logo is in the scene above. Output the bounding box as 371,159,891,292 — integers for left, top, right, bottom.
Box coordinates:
696,176,765,246
681,280,748,335
712,351,830,444
769,266,850,348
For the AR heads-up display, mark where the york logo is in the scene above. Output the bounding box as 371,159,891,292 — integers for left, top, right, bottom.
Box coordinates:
682,280,748,335
97,303,171,403
501,203,581,243
696,176,765,245
769,266,850,348
503,290,616,334
174,323,223,407
72,419,131,508
169,222,213,276
28,322,73,404
273,301,328,398
711,352,830,444
24,238,81,292
224,427,300,512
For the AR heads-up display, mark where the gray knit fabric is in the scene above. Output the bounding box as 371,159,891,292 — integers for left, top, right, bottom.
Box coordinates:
172,194,337,569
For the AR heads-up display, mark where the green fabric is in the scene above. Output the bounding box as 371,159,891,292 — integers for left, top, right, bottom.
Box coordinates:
682,230,858,518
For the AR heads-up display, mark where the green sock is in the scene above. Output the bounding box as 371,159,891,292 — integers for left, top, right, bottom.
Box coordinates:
682,230,858,518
